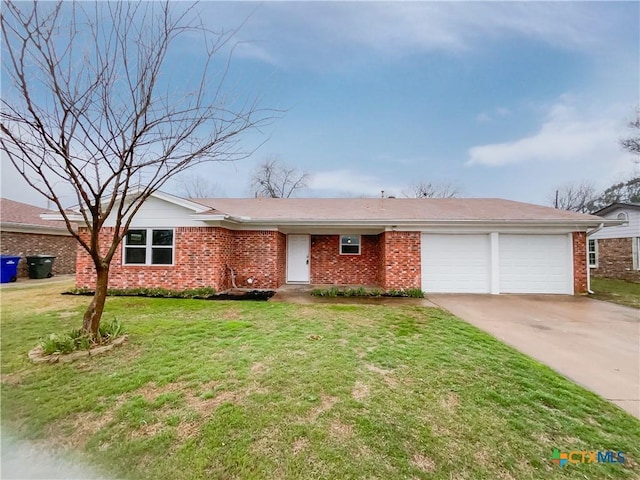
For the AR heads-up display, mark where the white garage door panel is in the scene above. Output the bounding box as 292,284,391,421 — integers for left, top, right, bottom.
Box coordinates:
499,235,571,294
421,234,490,293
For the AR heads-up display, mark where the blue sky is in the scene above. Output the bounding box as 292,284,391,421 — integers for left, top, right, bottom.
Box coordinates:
2,1,639,207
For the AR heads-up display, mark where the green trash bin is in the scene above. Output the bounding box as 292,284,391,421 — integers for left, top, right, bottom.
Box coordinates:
26,255,56,279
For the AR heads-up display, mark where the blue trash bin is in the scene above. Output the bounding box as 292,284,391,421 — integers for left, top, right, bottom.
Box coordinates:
0,255,21,283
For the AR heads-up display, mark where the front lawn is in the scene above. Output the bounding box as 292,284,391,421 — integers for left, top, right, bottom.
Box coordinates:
590,277,640,309
1,282,639,479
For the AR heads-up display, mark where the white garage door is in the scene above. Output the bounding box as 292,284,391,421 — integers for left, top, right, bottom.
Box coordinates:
421,234,491,293
499,235,572,294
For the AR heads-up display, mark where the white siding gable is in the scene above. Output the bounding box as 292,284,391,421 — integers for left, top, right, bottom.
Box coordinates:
591,206,640,240
103,195,206,228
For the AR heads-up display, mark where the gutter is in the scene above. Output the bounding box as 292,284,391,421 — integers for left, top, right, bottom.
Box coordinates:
585,222,605,294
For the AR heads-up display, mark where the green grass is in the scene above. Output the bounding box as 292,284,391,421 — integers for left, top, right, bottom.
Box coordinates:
1,281,639,479
590,277,640,309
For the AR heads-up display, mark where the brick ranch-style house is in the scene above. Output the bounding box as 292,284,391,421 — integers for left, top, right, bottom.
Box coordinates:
0,198,77,278
65,191,624,295
589,202,640,282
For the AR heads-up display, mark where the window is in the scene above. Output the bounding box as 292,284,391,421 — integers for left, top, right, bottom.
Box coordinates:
588,239,598,268
634,237,640,271
124,229,174,265
340,235,361,255
616,212,628,225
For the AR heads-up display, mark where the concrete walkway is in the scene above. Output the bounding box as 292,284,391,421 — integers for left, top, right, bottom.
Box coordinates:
0,274,75,289
428,294,640,418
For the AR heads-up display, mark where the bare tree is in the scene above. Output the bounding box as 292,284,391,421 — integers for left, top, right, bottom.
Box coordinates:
1,1,274,337
402,181,460,198
175,173,222,198
550,181,598,213
620,110,640,158
251,157,309,198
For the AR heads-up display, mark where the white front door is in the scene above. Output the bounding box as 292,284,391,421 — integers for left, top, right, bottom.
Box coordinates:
287,234,310,283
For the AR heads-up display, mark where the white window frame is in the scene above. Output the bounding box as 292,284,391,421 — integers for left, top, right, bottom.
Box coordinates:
588,238,598,268
633,237,640,271
123,228,175,266
340,235,361,255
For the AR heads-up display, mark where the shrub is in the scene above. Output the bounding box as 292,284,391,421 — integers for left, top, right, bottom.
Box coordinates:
41,334,76,355
404,288,425,298
99,318,124,340
39,319,125,355
64,286,217,299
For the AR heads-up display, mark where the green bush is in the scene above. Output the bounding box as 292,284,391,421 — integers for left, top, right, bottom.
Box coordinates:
65,286,217,299
39,319,125,355
310,287,422,298
403,288,425,298
99,318,124,340
41,334,76,355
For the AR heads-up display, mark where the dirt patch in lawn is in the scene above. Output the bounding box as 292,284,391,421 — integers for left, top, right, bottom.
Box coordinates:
137,381,188,402
351,381,370,401
1,371,27,386
365,363,397,388
442,392,460,410
412,453,436,473
250,362,268,375
307,394,338,422
329,419,353,440
43,381,250,448
292,437,309,455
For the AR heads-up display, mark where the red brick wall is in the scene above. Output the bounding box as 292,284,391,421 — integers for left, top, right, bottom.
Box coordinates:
310,235,380,285
591,237,640,282
76,227,286,290
380,231,421,290
231,230,283,289
277,232,287,286
573,232,587,294
1,231,77,277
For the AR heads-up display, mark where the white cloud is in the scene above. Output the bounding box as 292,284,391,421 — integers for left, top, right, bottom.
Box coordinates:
203,2,631,69
465,98,631,176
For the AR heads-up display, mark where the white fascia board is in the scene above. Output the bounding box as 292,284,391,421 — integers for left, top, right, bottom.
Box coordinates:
196,217,623,229
64,189,211,215
150,190,211,213
40,213,85,222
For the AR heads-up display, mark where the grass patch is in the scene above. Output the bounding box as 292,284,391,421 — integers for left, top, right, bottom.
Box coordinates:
1,281,639,479
590,278,640,309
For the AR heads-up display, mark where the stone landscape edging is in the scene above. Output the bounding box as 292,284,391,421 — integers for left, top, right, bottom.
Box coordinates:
28,335,128,364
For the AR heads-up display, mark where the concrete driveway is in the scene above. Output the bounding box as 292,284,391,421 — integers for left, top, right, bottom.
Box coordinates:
428,294,640,418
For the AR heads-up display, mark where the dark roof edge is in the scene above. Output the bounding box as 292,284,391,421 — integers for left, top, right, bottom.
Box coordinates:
593,202,640,216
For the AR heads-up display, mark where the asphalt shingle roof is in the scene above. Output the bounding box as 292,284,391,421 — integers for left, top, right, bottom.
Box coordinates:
190,197,605,222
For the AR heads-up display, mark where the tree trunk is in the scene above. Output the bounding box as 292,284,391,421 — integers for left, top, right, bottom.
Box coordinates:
82,265,109,339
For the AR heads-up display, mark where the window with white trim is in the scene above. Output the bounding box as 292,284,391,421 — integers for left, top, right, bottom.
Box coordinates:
124,229,174,265
340,235,361,255
588,238,598,268
634,237,640,271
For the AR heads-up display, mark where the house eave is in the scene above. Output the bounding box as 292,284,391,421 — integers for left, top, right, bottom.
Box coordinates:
0,221,72,236
191,215,622,231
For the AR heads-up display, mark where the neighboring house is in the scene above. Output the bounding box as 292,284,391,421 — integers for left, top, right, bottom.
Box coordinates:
0,198,77,277
70,191,620,295
589,203,640,282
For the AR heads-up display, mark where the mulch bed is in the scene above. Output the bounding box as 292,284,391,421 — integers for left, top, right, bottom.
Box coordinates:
62,290,276,301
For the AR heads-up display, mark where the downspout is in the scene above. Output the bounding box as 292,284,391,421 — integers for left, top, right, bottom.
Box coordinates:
585,223,605,294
